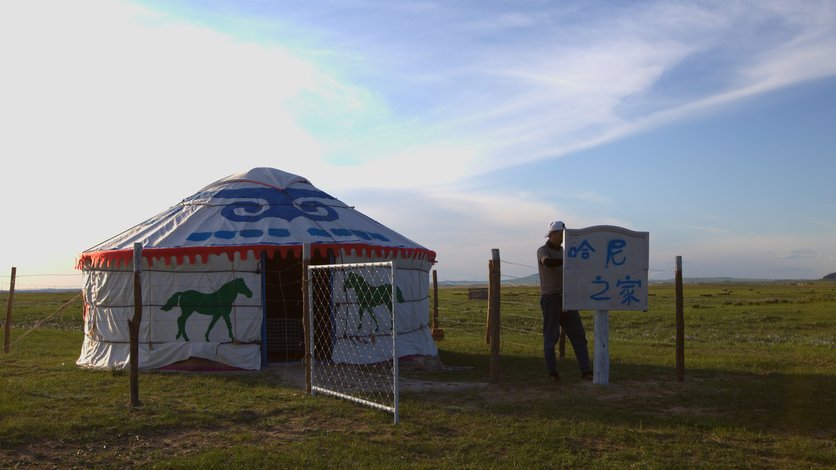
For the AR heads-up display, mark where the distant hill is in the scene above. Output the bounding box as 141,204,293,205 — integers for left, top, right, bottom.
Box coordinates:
436,273,539,287
824,273,836,281
503,274,540,286
1,288,80,293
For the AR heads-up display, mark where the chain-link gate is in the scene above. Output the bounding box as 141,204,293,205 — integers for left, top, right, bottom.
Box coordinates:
307,262,399,424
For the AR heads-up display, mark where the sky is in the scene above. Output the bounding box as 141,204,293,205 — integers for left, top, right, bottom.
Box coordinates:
2,0,836,290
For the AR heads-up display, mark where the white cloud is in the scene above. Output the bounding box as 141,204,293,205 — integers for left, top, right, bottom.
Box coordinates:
1,1,330,177
652,233,836,279
371,1,836,174
343,186,615,280
2,0,834,287
781,249,819,260
0,0,336,286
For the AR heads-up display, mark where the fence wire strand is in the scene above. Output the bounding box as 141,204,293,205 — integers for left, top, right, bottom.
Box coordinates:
9,292,83,347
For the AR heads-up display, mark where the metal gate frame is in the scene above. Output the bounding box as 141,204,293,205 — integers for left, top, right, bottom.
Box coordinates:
307,261,399,424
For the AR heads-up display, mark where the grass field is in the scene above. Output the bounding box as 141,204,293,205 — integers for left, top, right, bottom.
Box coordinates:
1,282,834,468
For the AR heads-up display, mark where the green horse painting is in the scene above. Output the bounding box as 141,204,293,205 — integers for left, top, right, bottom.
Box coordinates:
161,277,253,342
342,272,404,332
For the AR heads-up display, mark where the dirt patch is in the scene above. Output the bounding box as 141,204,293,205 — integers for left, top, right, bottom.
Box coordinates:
1,424,319,469
262,361,487,393
591,380,679,402
1,407,368,469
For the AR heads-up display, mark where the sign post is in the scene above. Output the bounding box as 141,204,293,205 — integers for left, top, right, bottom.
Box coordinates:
563,226,649,385
593,310,609,384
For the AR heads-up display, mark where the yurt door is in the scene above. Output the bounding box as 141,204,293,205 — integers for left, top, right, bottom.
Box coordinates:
263,254,306,361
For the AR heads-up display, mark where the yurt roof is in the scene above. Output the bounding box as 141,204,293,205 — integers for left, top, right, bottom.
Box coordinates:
77,168,436,269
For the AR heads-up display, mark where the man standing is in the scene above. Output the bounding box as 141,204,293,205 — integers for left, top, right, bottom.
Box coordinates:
537,220,593,382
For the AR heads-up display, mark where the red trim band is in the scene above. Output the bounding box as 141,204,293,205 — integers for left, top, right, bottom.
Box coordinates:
76,244,436,269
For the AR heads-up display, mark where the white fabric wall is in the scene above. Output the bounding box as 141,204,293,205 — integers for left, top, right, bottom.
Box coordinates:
77,253,262,370
77,249,439,370
327,255,438,364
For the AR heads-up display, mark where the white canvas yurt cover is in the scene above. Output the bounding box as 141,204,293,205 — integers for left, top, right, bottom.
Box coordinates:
76,168,438,370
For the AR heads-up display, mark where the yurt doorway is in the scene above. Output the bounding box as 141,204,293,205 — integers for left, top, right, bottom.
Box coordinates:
263,251,329,362
263,253,304,361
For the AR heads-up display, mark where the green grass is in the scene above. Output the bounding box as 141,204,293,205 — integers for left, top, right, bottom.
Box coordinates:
1,283,834,468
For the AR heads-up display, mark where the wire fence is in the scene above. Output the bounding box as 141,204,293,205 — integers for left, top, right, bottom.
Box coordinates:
0,272,83,291
308,262,400,423
0,260,675,291
2,256,674,362
432,292,545,356
430,257,675,364
7,292,82,348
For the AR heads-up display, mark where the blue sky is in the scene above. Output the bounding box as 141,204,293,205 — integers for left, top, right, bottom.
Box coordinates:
2,0,835,289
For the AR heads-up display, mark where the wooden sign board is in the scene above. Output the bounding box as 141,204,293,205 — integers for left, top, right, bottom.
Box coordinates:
563,225,649,311
468,288,489,300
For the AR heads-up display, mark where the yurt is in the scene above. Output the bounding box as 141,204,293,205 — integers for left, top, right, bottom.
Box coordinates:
76,167,438,370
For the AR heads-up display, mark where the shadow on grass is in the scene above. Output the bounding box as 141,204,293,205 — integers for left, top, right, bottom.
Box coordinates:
408,349,836,436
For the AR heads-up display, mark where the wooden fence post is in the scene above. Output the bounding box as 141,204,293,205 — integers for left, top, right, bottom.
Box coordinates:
3,267,16,353
431,270,444,340
675,256,685,382
488,249,501,383
129,244,142,407
302,243,312,394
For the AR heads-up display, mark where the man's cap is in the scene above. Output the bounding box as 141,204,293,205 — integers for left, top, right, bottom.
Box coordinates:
546,220,565,237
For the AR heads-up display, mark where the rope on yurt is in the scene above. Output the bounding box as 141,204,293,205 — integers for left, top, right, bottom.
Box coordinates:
9,292,82,347
226,254,263,345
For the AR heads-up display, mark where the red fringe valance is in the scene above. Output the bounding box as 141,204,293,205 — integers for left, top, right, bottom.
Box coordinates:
76,244,437,270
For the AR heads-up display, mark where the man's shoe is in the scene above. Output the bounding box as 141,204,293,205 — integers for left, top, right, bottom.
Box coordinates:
581,370,593,381
549,371,561,383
